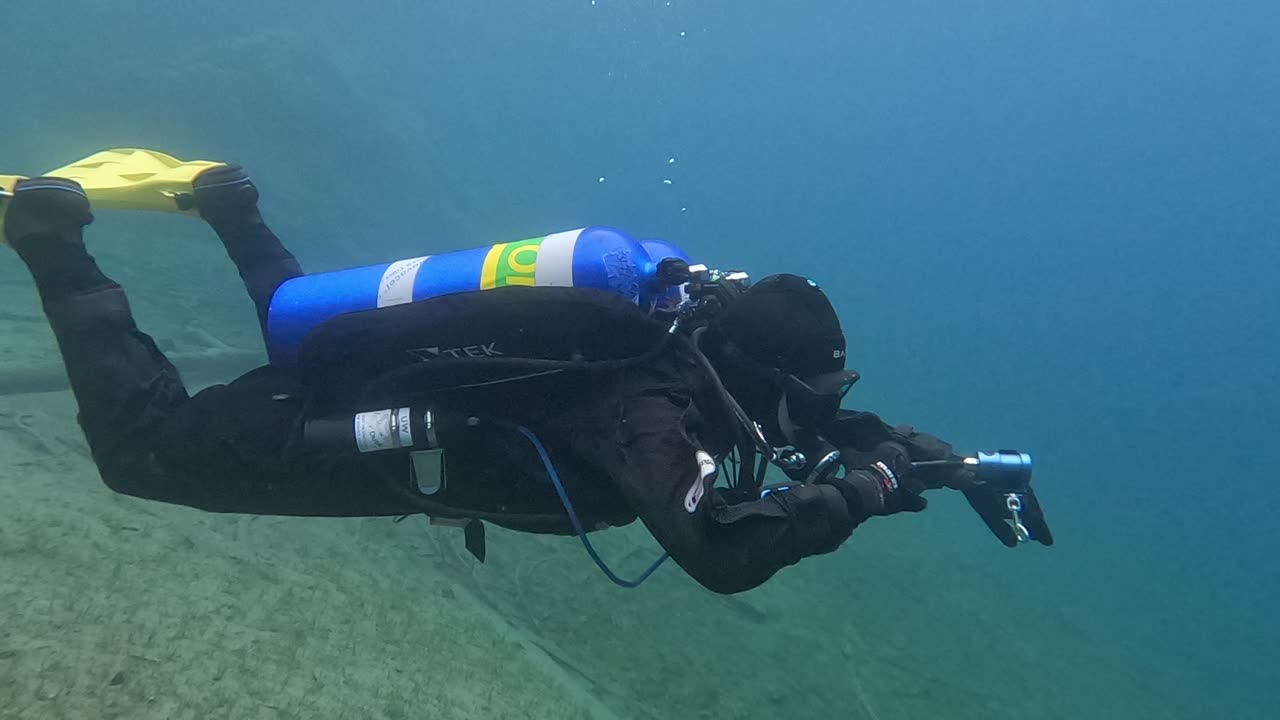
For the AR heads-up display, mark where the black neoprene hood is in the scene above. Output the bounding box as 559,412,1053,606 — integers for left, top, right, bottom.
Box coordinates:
712,273,849,380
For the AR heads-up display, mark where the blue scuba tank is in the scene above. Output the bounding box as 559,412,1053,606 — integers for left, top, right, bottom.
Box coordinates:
266,226,689,366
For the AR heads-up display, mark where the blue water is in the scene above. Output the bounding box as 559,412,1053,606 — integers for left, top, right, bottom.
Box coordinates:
2,1,1276,718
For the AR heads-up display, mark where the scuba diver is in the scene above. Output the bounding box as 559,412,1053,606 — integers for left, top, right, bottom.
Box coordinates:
0,149,1052,594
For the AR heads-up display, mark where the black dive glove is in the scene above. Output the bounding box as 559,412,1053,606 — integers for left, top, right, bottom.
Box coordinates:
953,471,1054,547
895,448,1055,548
823,412,1055,545
826,442,928,517
826,437,1056,547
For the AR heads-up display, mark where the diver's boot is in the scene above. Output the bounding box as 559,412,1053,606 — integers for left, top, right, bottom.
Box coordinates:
0,175,22,246
191,163,260,222
2,177,92,249
3,177,112,307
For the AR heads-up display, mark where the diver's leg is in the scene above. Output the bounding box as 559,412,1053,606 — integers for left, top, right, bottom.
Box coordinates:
3,179,192,497
191,165,303,342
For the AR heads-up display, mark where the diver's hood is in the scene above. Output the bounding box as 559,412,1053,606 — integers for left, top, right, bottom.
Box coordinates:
707,273,857,444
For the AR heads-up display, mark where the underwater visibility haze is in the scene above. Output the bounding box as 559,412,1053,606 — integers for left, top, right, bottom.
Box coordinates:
0,1,1276,718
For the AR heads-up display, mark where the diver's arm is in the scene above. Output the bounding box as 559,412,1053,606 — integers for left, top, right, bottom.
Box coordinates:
826,409,1056,546
826,409,964,481
608,390,861,595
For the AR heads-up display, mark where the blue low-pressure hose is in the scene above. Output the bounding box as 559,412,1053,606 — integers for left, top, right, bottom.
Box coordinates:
512,424,670,588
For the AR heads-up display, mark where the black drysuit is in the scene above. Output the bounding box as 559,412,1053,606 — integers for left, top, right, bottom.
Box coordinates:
9,190,936,594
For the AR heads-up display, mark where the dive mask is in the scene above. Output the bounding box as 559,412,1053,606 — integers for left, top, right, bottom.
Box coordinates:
720,340,858,441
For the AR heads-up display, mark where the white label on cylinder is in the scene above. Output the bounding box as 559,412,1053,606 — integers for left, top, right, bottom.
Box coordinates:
378,256,429,308
534,229,582,287
354,407,413,453
396,407,413,446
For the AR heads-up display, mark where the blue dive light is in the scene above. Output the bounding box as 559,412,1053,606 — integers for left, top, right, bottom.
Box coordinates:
968,450,1033,493
910,450,1034,493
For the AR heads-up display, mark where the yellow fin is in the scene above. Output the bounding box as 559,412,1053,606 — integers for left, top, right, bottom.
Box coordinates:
44,148,225,216
0,174,27,246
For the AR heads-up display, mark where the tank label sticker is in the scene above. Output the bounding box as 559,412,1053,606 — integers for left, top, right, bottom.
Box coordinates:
534,228,583,287
378,256,430,307
354,407,413,453
481,237,544,289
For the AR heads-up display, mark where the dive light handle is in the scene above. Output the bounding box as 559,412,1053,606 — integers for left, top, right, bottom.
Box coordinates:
913,450,1036,544
911,450,1033,493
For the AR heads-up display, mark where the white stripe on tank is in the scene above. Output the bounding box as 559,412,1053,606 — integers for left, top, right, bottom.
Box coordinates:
377,256,429,307
534,229,582,287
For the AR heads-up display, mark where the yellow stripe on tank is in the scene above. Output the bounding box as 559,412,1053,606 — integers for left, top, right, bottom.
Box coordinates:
480,242,508,290
485,237,543,288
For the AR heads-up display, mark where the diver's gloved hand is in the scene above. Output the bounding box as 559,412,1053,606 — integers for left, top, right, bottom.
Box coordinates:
952,471,1055,547
191,164,259,221
827,442,928,517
